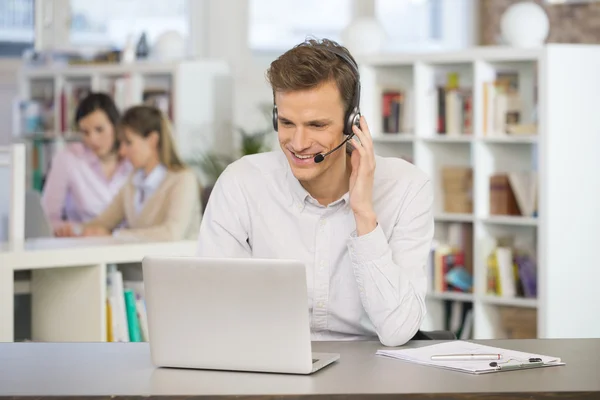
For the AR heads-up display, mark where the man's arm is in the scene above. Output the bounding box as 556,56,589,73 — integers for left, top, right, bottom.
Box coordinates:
196,167,252,257
347,179,434,347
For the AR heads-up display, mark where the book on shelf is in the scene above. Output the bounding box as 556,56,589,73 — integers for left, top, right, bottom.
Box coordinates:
60,82,92,133
487,245,537,299
106,266,149,342
433,72,473,136
381,89,413,134
490,172,538,217
428,223,474,294
441,166,473,214
483,72,537,137
445,301,473,340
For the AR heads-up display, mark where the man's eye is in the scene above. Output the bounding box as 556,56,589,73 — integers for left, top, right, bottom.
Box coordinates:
281,121,293,126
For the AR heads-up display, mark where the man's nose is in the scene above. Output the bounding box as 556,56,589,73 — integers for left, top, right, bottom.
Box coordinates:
291,127,310,150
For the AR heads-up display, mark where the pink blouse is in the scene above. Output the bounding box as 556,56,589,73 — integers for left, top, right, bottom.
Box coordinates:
41,142,132,229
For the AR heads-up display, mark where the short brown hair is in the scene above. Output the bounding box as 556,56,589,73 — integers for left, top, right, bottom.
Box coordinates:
119,105,186,171
266,38,358,114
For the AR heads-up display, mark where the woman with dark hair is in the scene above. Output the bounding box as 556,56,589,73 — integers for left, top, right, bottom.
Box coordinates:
42,92,132,235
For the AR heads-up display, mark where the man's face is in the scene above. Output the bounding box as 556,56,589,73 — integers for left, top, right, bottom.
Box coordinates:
275,79,346,184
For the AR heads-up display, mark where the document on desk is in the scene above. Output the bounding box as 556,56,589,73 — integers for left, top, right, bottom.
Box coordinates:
376,341,565,374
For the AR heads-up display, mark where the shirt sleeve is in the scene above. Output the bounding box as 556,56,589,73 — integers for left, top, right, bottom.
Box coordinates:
196,166,252,257
347,179,434,347
114,170,201,241
41,151,70,230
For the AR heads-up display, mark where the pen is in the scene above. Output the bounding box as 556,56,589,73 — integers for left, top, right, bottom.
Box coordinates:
431,353,502,361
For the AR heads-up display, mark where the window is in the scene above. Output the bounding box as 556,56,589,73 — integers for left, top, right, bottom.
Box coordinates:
69,0,189,49
248,0,472,55
248,0,352,54
375,0,473,52
0,0,34,56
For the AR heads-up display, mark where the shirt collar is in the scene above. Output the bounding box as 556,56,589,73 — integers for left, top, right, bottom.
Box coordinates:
132,164,168,191
282,153,350,211
285,165,310,211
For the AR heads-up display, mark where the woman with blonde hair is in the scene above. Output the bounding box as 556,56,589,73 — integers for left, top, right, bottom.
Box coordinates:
61,105,201,241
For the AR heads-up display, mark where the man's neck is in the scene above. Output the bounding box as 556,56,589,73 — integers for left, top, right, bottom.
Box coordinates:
301,154,351,206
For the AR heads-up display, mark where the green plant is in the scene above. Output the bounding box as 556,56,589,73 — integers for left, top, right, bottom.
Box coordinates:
189,104,274,186
186,151,233,186
238,127,272,156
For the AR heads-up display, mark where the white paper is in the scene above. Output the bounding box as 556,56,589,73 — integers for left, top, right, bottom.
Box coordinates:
376,341,564,374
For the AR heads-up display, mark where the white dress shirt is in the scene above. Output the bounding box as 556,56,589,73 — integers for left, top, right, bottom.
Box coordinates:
131,164,168,215
196,150,434,346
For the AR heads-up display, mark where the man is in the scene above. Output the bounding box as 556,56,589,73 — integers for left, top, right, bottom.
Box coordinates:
196,38,434,347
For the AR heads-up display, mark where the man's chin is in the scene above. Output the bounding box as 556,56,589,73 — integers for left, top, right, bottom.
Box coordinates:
287,160,317,182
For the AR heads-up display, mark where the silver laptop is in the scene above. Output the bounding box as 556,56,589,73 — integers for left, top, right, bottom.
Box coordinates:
142,256,340,375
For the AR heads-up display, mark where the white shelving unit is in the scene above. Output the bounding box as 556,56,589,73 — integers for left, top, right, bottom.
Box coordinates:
13,59,234,190
358,45,600,340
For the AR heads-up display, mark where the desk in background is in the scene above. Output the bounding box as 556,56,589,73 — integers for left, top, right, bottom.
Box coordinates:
0,237,197,342
0,339,598,399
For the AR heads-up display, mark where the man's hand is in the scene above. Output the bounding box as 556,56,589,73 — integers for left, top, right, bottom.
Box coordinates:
349,116,378,236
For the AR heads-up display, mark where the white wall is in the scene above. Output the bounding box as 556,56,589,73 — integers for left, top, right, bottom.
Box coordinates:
190,0,275,150
0,59,21,242
0,59,20,146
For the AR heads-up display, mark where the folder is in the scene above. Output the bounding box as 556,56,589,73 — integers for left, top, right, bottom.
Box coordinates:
376,340,565,374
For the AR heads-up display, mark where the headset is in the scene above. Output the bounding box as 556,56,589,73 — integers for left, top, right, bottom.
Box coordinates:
272,46,361,164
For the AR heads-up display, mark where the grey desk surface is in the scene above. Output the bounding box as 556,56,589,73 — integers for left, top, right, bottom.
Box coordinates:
1,339,599,399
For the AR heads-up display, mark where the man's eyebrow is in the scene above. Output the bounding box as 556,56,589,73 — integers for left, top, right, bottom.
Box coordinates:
305,118,333,125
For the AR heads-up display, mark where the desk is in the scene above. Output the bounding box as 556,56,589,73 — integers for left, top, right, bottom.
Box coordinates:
0,339,598,399
0,237,197,342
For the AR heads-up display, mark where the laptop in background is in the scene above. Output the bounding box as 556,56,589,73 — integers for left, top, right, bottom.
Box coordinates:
142,256,340,375
24,189,53,238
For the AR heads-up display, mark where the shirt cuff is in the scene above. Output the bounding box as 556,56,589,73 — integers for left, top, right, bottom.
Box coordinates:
347,223,390,264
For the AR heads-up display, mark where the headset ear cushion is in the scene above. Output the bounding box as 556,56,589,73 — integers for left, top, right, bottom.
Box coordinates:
272,105,278,132
345,109,360,135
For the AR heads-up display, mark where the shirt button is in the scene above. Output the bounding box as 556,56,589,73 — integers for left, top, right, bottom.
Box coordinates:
319,260,327,269
318,302,324,308
320,219,326,226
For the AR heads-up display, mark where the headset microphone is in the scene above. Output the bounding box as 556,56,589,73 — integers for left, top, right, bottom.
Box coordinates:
314,133,355,164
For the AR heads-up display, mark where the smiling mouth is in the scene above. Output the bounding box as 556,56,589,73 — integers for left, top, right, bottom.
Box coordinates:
291,151,318,160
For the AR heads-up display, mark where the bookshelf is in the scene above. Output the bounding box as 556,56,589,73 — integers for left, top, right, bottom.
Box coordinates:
358,45,600,340
13,59,234,191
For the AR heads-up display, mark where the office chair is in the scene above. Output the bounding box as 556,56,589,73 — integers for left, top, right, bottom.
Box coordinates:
411,329,457,341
